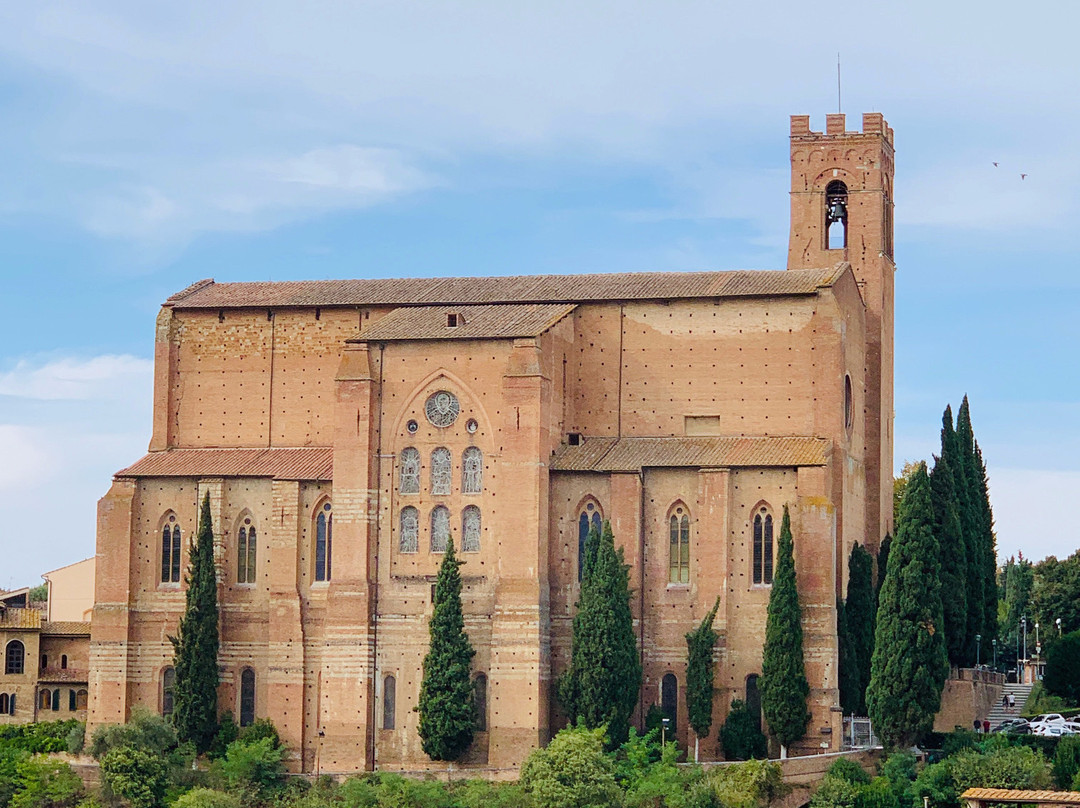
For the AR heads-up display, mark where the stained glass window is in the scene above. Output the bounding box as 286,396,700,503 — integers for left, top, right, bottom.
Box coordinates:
462,447,482,494
462,506,481,552
431,447,452,495
753,508,774,585
668,508,690,584
400,447,420,494
315,503,332,582
425,391,460,427
431,506,450,553
237,519,257,584
400,507,419,553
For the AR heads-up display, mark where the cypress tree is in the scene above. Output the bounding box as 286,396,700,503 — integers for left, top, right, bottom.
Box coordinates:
685,597,720,760
930,452,968,665
846,543,876,714
418,537,477,761
974,439,998,646
876,535,891,595
760,505,810,756
953,399,983,665
867,462,950,748
837,598,859,714
561,521,641,746
170,492,220,753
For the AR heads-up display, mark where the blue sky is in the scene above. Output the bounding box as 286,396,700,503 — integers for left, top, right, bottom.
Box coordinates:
1,1,1078,588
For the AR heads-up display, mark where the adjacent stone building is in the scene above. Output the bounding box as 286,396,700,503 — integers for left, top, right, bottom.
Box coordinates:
88,112,896,771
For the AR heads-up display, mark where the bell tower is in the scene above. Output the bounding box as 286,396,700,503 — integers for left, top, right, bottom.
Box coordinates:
787,112,895,548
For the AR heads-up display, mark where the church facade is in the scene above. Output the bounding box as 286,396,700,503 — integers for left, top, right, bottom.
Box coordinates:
88,112,895,771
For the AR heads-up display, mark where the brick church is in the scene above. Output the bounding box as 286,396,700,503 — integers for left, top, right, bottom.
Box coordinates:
88,112,895,771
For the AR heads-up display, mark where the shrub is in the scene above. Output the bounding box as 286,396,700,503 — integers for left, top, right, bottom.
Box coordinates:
64,725,84,757
99,746,168,808
854,777,898,808
809,775,860,808
171,789,242,808
89,709,177,760
827,759,871,786
1052,735,1080,789
705,758,786,808
219,738,285,799
622,742,687,808
878,752,916,808
912,761,958,808
719,701,767,762
520,726,622,808
1044,631,1080,704
450,779,534,808
0,722,81,755
0,745,30,808
10,756,84,808
209,715,239,761
949,745,1051,791
236,720,279,750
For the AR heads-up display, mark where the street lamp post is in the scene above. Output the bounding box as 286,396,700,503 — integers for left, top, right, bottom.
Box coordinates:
976,634,982,667
661,716,670,748
1057,617,1062,635
992,638,998,669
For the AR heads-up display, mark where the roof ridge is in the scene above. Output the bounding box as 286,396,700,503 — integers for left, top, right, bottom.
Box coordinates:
165,278,215,304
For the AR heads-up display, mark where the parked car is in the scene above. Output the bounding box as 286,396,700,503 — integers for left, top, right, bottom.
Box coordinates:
994,718,1031,734
1035,724,1073,738
1064,721,1080,733
1028,713,1067,732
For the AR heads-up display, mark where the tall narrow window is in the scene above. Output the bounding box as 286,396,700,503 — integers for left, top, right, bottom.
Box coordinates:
752,508,774,585
61,655,67,669
462,506,481,552
577,502,603,581
51,689,60,711
315,502,332,582
431,447,452,495
161,514,181,583
237,518,256,584
399,447,420,494
661,673,678,732
746,674,762,730
239,668,255,727
39,690,50,710
431,506,450,553
161,667,175,716
0,694,7,714
5,641,24,675
383,675,396,730
668,506,691,584
400,507,419,553
68,689,76,711
474,674,488,731
825,180,848,250
76,690,88,710
462,447,483,494
5,695,12,716
41,654,47,670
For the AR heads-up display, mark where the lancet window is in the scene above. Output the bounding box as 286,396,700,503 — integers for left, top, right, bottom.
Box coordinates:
400,507,419,553
431,506,451,553
161,514,181,583
462,506,481,552
315,502,333,582
752,507,774,585
669,505,690,584
399,447,420,494
577,502,603,581
462,447,482,494
431,448,452,495
237,517,257,584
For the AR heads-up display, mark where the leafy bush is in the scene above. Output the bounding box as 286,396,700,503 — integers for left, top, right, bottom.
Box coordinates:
208,715,239,761
941,729,979,758
826,759,871,786
912,761,958,808
0,722,82,755
878,751,916,808
854,777,898,808
949,744,1051,791
449,778,534,808
236,720,279,750
64,725,84,757
171,789,242,808
10,756,84,808
809,775,860,808
1044,631,1080,704
219,738,285,799
99,746,168,808
520,726,622,808
719,701,767,761
89,709,177,760
0,745,30,808
1021,682,1067,718
621,742,690,808
703,758,786,808
1053,736,1080,789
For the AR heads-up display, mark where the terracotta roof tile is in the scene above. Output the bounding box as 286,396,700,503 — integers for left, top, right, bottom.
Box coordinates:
38,668,89,684
351,303,576,342
550,436,829,472
165,267,844,309
116,447,333,481
961,789,1080,804
0,608,42,629
42,621,91,636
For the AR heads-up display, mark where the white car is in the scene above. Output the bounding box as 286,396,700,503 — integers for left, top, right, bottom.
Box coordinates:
1065,721,1080,733
1028,713,1067,732
1035,724,1073,738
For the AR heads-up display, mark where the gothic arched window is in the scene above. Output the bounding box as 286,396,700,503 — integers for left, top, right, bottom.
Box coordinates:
76,689,88,710
4,641,24,675
462,447,482,494
752,507,774,585
474,674,488,731
400,507,419,553
0,694,7,715
746,673,762,730
68,689,76,711
315,502,332,582
462,506,481,552
825,180,848,250
431,506,451,553
661,673,678,732
669,505,691,584
399,447,420,495
577,501,603,581
237,517,257,584
431,448,452,495
383,675,396,730
239,668,256,727
161,667,175,716
160,514,181,583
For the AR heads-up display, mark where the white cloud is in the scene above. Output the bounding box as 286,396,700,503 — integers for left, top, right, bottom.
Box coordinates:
0,425,52,489
0,355,153,400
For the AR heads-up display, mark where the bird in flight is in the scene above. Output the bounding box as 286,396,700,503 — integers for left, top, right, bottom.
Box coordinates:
993,162,999,167
1021,174,1027,180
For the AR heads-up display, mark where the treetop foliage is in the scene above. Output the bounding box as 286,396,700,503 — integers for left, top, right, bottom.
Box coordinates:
685,597,720,740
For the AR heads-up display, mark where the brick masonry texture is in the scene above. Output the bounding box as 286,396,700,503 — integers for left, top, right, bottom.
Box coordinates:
88,113,895,773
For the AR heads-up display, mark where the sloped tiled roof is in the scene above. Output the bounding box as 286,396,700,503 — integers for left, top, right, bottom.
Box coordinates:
0,608,42,629
42,621,91,637
116,447,333,481
550,436,829,472
351,303,576,342
165,267,844,309
961,789,1080,805
38,669,89,684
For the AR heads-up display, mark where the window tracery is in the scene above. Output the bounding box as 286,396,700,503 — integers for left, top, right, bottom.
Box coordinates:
669,506,690,584
462,506,481,552
425,391,460,428
430,506,450,553
237,517,256,584
462,447,482,494
399,447,420,494
577,501,603,581
431,447,452,495
315,502,332,582
160,514,181,583
400,507,419,553
753,507,774,585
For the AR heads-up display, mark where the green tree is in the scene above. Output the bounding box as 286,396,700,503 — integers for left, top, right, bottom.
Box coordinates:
838,599,858,715
1052,735,1080,790
845,544,876,715
9,757,82,808
170,492,220,753
760,505,809,756
953,399,985,665
219,737,286,799
972,438,998,646
1032,550,1080,637
720,700,767,761
893,462,919,531
930,451,968,665
99,746,169,808
876,536,891,596
519,726,622,808
685,596,720,760
1043,630,1080,703
418,537,477,761
999,556,1033,670
559,521,641,747
867,462,949,748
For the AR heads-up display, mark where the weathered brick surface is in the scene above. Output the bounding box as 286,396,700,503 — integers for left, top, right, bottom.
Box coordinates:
89,113,894,771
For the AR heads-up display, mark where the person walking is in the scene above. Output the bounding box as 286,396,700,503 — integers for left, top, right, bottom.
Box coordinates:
1009,693,1016,710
